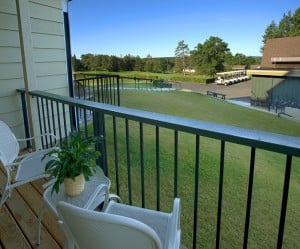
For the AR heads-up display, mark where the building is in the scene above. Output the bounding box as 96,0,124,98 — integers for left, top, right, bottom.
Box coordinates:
0,0,71,145
260,36,300,70
1,2,300,248
248,36,300,111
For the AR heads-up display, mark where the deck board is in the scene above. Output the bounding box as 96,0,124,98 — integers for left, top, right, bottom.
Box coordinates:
0,203,31,249
17,181,64,247
0,165,62,249
1,163,188,249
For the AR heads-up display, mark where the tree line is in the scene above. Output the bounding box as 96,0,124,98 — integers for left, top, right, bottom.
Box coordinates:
72,54,175,73
72,7,299,76
72,50,259,76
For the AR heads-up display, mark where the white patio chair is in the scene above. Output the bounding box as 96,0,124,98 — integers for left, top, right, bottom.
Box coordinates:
56,186,180,249
0,120,57,208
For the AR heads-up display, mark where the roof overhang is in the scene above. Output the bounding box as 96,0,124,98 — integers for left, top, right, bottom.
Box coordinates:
247,70,289,77
247,69,300,77
271,57,300,63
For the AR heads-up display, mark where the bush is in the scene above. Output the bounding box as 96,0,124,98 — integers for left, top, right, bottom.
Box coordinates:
205,77,215,84
169,75,211,84
152,79,172,88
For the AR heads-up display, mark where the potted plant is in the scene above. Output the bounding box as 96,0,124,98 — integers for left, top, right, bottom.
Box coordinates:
42,131,101,196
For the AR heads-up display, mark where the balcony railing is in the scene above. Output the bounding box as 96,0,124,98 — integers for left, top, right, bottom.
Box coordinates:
73,73,121,105
18,89,300,249
73,73,173,102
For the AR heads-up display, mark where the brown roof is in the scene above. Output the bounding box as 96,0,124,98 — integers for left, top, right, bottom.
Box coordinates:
261,36,300,69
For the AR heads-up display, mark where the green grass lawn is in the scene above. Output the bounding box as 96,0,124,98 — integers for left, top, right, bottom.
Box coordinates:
100,90,300,248
119,90,300,136
76,70,212,83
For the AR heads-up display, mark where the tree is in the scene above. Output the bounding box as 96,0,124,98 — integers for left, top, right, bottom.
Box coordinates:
261,21,280,52
107,56,120,72
134,56,145,71
152,58,168,73
122,54,135,71
278,12,293,37
174,40,190,74
144,54,154,72
291,8,300,36
72,54,85,71
80,53,95,70
190,36,230,76
261,8,300,52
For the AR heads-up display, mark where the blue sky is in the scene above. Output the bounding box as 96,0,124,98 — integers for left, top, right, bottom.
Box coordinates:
68,0,299,58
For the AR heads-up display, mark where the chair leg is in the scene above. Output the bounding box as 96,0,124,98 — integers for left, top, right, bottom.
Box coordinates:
62,237,75,249
36,203,46,244
58,220,75,249
0,167,12,209
0,188,11,209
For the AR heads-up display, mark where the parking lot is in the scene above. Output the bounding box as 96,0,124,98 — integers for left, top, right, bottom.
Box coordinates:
174,80,252,100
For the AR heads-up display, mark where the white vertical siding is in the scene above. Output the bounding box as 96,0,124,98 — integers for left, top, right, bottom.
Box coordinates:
0,0,69,144
29,0,68,95
0,0,24,135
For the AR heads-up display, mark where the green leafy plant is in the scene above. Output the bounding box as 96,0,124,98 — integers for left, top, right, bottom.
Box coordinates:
42,131,102,194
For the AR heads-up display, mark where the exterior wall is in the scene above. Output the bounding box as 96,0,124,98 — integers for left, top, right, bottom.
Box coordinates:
251,76,283,103
0,0,69,146
268,77,300,108
0,1,24,135
29,0,68,93
251,75,300,108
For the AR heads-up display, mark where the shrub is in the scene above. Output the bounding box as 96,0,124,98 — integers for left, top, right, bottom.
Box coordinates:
152,79,172,88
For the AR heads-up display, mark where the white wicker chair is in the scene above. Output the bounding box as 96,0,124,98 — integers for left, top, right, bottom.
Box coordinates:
56,186,181,249
0,120,57,208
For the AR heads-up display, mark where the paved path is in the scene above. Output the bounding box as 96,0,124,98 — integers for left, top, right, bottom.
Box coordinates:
172,80,252,100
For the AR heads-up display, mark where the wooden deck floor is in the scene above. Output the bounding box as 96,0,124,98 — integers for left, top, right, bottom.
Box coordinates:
0,165,64,249
0,164,187,249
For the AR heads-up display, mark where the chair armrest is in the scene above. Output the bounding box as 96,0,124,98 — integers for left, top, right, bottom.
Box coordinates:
167,198,181,249
172,198,180,231
83,183,122,211
42,178,56,189
84,184,110,210
17,133,58,148
109,193,122,203
16,133,57,142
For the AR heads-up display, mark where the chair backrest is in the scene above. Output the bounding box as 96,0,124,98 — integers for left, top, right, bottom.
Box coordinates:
0,121,19,166
57,201,163,249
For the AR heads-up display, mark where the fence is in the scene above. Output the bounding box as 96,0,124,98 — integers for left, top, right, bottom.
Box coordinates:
19,89,300,249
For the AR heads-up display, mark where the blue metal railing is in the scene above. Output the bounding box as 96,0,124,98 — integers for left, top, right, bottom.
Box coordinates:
18,89,300,249
74,73,172,94
73,73,120,106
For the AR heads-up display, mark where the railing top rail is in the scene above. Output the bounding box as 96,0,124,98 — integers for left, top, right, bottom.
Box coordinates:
75,75,119,81
73,73,153,81
74,73,120,77
120,76,153,81
29,90,300,157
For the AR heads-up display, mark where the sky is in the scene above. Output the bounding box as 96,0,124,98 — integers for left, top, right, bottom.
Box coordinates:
68,0,300,58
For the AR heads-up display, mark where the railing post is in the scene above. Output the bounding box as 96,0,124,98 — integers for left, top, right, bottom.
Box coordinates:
277,155,292,249
19,90,31,148
93,111,108,176
63,11,76,131
216,140,225,249
117,75,120,106
243,147,256,249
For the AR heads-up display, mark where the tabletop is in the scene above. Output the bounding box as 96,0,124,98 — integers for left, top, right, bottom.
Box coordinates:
43,167,111,216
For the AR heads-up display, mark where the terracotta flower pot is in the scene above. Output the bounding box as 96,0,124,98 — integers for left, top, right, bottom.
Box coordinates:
64,174,85,196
